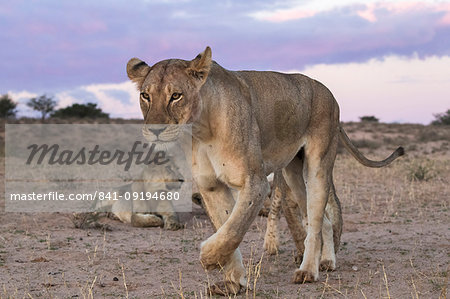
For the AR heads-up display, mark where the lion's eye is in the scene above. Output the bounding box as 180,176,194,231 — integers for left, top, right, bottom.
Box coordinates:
170,93,182,102
140,92,150,101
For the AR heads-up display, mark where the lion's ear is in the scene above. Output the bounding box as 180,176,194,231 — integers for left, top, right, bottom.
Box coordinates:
187,46,212,83
127,58,150,88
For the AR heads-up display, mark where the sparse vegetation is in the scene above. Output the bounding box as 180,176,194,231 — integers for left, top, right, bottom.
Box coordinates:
0,94,17,118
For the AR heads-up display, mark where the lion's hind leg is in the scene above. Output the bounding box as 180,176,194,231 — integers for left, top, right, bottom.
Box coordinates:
263,171,283,255
319,212,335,271
292,127,339,283
282,158,308,261
283,146,340,282
320,182,342,271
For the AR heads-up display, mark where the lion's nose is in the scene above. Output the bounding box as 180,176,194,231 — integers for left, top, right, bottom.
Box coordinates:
148,128,165,137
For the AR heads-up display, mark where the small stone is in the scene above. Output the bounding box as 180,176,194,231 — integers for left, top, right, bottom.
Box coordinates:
113,277,119,281
352,265,358,271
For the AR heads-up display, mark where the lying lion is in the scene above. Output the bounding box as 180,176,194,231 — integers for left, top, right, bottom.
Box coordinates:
126,47,404,295
96,161,184,230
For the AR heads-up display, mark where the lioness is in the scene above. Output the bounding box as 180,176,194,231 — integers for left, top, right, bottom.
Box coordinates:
126,47,404,295
96,162,184,230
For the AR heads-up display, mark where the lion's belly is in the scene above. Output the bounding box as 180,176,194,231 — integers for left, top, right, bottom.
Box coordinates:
257,92,310,174
261,135,306,175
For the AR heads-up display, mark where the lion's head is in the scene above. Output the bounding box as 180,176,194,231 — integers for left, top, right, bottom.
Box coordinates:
127,47,212,141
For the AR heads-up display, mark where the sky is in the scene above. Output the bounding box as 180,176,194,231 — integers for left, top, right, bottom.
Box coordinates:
1,0,449,123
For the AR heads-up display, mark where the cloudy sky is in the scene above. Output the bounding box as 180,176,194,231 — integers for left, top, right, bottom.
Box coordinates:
1,0,449,123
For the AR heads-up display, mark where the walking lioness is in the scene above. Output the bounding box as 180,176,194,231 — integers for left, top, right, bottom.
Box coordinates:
126,47,404,295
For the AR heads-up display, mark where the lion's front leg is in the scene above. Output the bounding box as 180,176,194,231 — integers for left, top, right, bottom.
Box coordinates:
200,174,270,267
197,175,269,295
195,173,247,294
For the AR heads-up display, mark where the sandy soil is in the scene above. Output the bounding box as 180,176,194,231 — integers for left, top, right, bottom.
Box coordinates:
0,122,449,298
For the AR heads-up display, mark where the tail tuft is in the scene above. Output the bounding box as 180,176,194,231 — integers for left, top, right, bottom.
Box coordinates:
396,146,405,157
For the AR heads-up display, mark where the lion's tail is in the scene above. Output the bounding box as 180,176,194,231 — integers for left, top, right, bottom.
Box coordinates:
338,126,404,168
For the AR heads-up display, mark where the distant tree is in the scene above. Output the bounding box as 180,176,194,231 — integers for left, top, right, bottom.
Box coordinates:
27,94,57,121
52,103,109,119
0,94,17,118
431,109,450,125
359,115,379,122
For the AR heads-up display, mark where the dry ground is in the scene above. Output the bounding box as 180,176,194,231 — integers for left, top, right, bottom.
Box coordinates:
0,121,449,298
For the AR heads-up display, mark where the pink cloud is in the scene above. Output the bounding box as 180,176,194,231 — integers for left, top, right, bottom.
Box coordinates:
357,7,377,23
437,4,450,25
251,8,316,22
252,1,450,25
357,2,450,24
439,13,450,25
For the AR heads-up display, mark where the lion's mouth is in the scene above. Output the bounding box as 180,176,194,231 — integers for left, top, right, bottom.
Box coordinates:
142,125,180,142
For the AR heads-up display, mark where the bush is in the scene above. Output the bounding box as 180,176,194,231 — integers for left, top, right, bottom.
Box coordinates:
0,94,17,118
407,160,436,182
431,109,450,125
52,103,109,119
27,94,57,121
359,115,379,122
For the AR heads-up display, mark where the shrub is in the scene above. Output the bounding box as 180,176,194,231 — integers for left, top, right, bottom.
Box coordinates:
407,160,436,182
52,103,109,119
431,109,450,125
359,115,379,122
0,94,17,118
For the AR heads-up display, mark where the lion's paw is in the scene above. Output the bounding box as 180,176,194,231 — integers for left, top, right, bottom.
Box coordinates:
164,219,183,231
199,239,232,270
263,236,279,255
319,259,336,272
293,269,318,284
208,280,242,296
